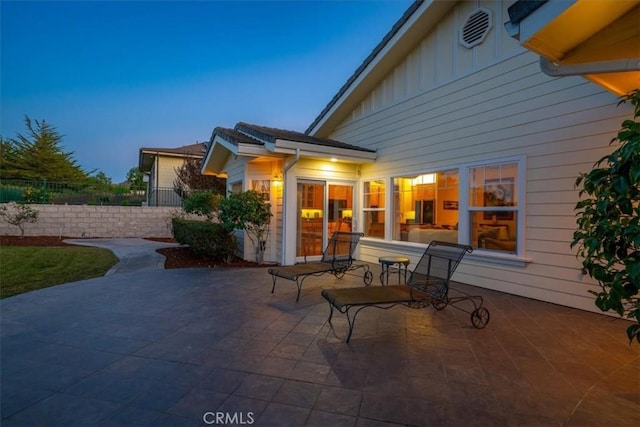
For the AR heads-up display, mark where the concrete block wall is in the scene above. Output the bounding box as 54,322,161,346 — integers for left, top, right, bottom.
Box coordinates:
0,204,185,238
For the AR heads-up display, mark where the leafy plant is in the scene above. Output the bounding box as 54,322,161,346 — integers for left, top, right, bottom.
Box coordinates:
219,190,272,263
171,218,236,262
572,89,640,344
0,202,39,237
183,191,223,221
173,157,226,198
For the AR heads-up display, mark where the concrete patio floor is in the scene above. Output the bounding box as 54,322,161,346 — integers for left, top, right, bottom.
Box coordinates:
1,245,638,426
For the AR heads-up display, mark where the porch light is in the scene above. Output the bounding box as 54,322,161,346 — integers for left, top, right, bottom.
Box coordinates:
272,172,283,184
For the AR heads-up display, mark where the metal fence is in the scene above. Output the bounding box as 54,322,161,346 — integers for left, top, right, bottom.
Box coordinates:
0,179,184,207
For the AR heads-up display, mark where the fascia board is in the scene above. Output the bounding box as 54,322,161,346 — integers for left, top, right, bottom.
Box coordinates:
517,0,575,47
236,143,271,157
274,139,376,161
212,134,239,154
308,0,454,137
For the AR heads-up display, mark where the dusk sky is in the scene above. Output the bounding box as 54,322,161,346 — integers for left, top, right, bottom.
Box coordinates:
1,0,414,182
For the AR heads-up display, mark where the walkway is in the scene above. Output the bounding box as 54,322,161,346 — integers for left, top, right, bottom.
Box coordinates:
1,240,638,426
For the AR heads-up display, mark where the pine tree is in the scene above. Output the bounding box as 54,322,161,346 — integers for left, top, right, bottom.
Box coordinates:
0,116,89,181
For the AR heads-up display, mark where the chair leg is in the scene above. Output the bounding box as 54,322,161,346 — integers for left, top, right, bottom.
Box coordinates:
271,276,277,294
295,279,302,302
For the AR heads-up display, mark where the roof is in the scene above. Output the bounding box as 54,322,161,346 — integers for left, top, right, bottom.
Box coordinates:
504,0,640,96
139,143,206,157
213,127,265,147
201,122,376,175
236,122,375,153
305,0,423,135
139,142,206,173
305,0,456,137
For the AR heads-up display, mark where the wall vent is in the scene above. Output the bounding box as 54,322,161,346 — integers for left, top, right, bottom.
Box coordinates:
460,8,492,49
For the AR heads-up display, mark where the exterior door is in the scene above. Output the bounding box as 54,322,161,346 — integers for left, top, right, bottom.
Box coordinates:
296,180,354,261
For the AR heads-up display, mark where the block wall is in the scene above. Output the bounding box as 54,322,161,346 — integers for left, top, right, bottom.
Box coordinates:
0,204,184,238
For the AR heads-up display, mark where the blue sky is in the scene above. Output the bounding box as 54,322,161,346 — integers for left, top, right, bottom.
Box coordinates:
1,0,413,182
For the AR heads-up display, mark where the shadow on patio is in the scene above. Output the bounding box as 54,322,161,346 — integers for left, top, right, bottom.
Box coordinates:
1,264,638,426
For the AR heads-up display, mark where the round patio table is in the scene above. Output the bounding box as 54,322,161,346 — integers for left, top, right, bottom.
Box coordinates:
378,256,410,285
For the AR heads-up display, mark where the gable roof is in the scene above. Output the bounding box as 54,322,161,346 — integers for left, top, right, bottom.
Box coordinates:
139,143,206,173
201,122,376,175
236,122,374,153
306,0,456,137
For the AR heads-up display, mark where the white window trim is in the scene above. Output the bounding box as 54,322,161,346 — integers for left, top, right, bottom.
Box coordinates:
361,177,387,238
378,156,527,262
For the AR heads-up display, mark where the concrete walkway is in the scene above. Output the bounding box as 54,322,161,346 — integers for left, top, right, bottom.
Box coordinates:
1,240,638,426
63,238,181,275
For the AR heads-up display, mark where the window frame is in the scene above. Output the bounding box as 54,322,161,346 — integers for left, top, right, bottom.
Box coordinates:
362,178,387,239
381,156,525,257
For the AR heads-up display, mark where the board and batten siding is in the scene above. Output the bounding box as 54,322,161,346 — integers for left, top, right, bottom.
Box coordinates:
325,0,633,313
156,157,185,188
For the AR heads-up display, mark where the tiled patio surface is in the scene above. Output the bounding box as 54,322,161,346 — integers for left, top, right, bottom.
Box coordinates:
1,264,638,426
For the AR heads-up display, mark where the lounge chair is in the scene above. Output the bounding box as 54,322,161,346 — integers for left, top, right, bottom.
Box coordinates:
268,231,374,301
321,240,490,342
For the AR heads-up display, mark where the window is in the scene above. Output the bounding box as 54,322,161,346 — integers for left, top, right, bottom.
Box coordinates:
363,180,385,238
251,179,270,201
393,170,459,244
469,162,518,253
229,181,242,194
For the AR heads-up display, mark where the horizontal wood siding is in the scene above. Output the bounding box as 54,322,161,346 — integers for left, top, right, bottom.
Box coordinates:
323,0,633,313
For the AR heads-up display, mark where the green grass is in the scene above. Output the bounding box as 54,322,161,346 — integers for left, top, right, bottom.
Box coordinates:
0,246,118,299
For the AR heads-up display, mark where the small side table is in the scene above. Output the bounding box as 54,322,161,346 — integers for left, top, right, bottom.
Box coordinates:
379,256,410,285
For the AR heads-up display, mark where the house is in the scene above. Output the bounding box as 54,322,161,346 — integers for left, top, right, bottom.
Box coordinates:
139,143,207,206
201,0,639,314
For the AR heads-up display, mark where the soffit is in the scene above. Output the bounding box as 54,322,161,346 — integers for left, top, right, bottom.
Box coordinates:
517,0,640,95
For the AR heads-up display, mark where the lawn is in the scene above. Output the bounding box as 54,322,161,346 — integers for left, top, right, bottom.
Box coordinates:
0,246,118,298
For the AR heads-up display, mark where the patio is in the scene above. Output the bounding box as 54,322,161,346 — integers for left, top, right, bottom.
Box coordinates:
1,263,638,426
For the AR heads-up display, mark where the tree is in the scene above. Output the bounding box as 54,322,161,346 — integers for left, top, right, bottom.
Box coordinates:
572,89,640,344
0,202,39,237
0,116,89,181
126,167,145,190
219,190,272,263
173,157,226,198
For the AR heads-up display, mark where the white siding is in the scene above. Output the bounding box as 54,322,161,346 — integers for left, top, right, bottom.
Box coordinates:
157,157,185,188
324,0,633,313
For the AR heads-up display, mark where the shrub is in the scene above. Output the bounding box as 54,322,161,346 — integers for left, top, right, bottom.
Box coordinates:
0,202,39,237
219,190,272,263
183,191,223,221
572,89,640,344
171,218,237,262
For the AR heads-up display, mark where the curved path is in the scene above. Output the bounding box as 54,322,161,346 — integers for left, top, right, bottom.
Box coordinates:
63,238,181,274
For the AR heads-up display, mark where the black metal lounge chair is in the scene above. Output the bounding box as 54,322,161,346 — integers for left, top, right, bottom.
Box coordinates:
268,231,374,301
321,240,490,342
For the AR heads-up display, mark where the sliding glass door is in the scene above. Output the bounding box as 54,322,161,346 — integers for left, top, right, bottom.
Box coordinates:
296,180,354,261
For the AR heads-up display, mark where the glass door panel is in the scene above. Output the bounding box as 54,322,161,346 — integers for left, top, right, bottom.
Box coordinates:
327,183,353,236
297,181,325,258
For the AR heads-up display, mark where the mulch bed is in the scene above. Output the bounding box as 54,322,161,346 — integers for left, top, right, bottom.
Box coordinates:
0,236,75,246
1,235,265,269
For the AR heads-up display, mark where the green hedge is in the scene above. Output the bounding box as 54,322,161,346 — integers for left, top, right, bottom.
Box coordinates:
171,218,237,261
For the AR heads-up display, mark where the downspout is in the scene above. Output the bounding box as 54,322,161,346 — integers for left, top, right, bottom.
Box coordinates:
540,57,640,77
281,148,300,265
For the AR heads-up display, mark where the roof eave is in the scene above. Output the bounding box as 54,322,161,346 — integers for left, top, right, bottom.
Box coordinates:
306,0,455,137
